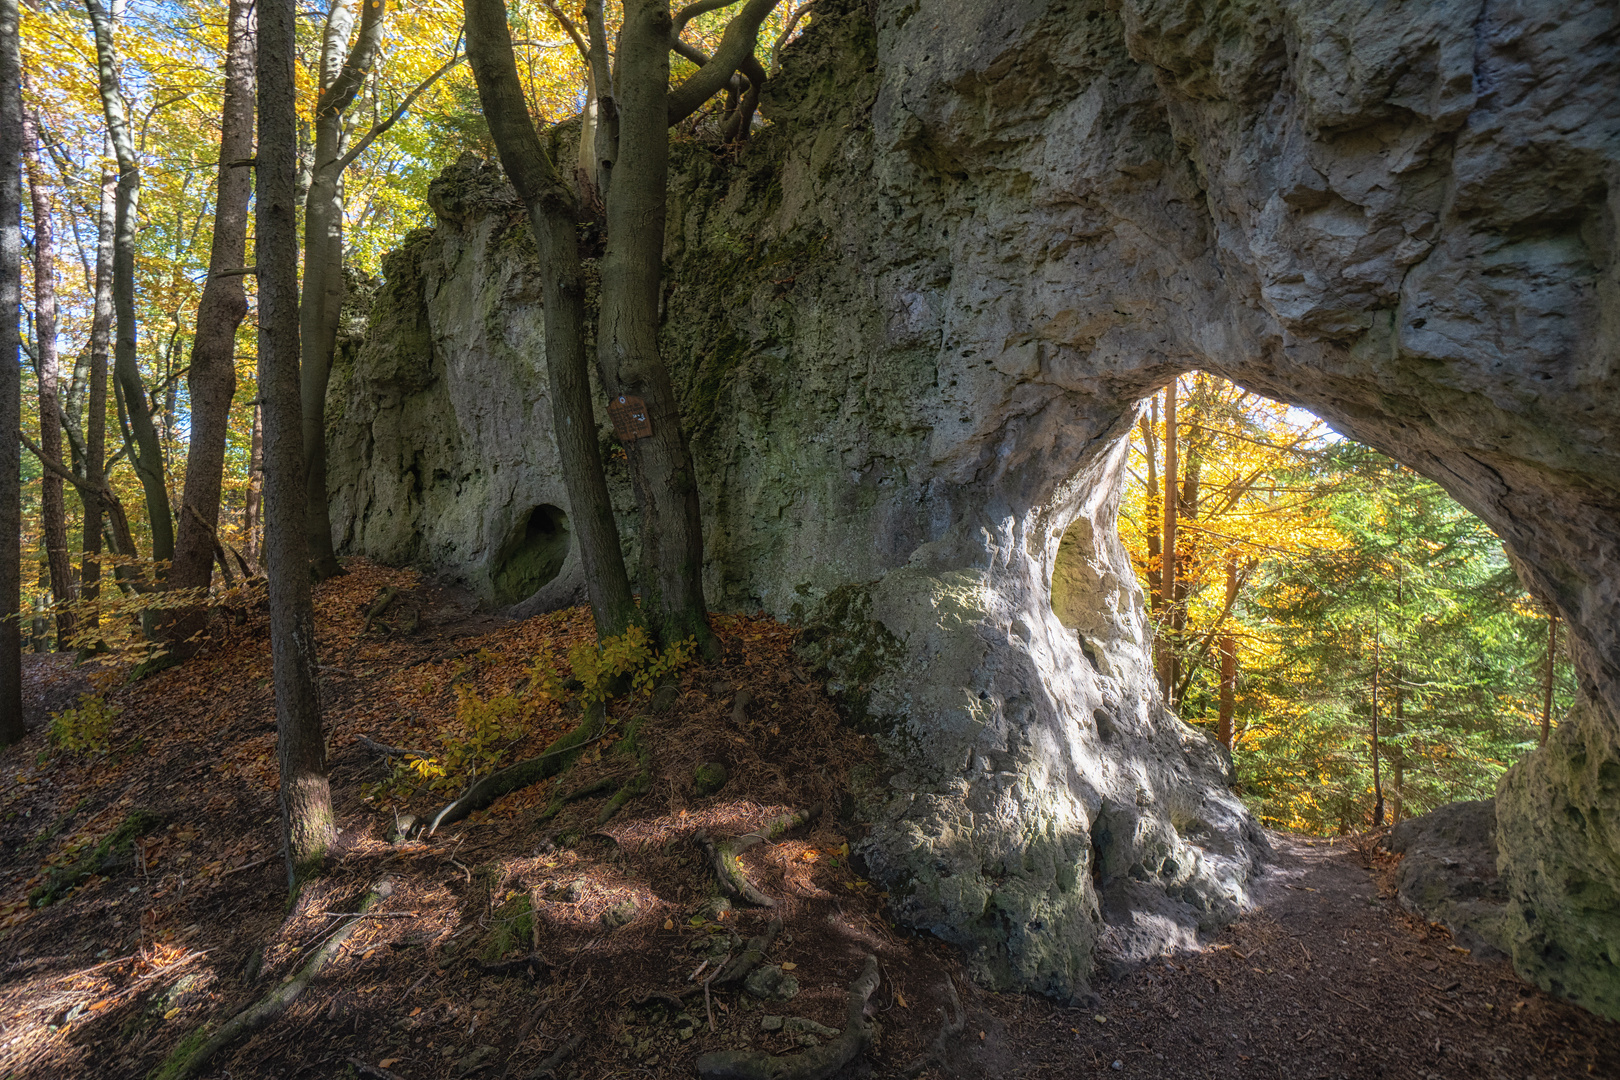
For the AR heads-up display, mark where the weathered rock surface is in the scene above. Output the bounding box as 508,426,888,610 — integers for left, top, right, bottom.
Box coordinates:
1386,800,1510,960
329,0,1620,1014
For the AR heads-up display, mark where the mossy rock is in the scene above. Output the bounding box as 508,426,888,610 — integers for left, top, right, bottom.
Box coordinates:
694,762,729,797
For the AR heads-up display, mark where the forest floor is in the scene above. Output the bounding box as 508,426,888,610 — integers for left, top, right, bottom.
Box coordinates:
0,561,1616,1080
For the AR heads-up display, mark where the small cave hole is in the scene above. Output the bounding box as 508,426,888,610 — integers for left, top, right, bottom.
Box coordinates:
490,504,571,606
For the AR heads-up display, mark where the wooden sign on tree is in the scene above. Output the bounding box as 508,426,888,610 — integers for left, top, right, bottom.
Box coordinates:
608,394,653,441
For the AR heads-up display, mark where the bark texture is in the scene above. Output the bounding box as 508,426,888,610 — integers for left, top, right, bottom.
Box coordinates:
0,0,24,743
21,106,74,648
259,0,335,886
85,0,173,564
598,0,714,651
168,0,255,611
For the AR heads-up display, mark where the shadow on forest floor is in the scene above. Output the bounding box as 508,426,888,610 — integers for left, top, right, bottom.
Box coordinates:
0,560,1614,1079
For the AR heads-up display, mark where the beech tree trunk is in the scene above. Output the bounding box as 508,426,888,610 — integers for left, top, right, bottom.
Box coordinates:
85,0,173,565
1541,610,1559,747
167,0,255,642
299,0,388,581
78,149,117,638
1370,639,1384,827
598,0,716,652
1216,559,1236,749
21,106,75,648
1159,382,1178,699
465,0,639,637
0,0,24,743
260,0,336,887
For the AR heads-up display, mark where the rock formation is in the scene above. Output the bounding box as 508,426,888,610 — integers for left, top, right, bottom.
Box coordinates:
328,0,1620,1015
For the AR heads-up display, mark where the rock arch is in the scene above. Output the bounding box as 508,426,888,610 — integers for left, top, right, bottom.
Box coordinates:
329,0,1619,1014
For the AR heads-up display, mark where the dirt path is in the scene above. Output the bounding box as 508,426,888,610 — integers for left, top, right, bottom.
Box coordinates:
964,834,1620,1080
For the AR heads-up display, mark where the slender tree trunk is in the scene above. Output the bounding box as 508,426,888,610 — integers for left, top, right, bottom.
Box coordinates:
1391,662,1404,824
1541,610,1559,747
463,0,638,637
1139,409,1161,615
1216,557,1236,749
1159,382,1178,699
0,0,24,743
21,105,75,648
1370,639,1384,827
77,152,116,640
167,0,255,644
299,0,387,581
598,0,715,653
85,0,173,565
261,0,336,888
244,400,263,566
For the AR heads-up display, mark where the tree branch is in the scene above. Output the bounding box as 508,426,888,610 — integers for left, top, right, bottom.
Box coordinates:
667,0,783,126
334,51,466,174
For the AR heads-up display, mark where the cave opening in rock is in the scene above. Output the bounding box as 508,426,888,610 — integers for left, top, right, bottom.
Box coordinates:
1051,372,1574,838
490,504,572,607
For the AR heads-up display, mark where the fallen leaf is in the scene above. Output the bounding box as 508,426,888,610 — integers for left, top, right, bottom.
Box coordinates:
895,990,907,1007
780,962,797,970
663,919,675,931
379,1059,398,1069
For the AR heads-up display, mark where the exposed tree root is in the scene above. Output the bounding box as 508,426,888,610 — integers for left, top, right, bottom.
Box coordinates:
427,706,605,835
362,585,399,633
901,976,966,1077
524,1031,584,1079
711,917,782,988
596,770,650,826
697,806,821,907
535,773,625,824
357,733,417,758
154,879,392,1080
696,955,880,1080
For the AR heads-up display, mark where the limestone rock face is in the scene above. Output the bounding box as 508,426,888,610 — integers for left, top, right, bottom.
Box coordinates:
328,0,1620,1013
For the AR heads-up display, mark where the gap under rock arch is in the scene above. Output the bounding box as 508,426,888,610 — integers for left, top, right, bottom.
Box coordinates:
1049,372,1573,837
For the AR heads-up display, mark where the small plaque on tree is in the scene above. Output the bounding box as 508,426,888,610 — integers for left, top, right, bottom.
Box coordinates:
608,394,653,441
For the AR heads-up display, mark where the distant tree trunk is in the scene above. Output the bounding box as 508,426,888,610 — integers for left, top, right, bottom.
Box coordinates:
463,0,639,638
85,0,174,565
299,0,388,582
261,0,336,888
1159,382,1178,699
167,0,255,642
244,400,263,566
1216,558,1236,749
21,105,75,648
78,148,117,639
1370,639,1384,827
0,0,24,743
1139,408,1161,616
1541,609,1559,747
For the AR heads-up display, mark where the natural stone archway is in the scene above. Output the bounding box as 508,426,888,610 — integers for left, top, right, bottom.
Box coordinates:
328,0,1619,1015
